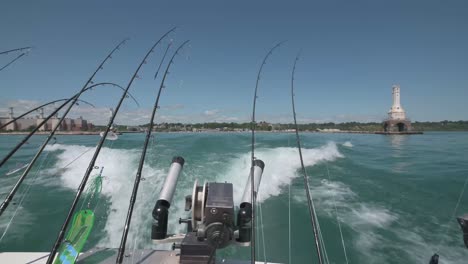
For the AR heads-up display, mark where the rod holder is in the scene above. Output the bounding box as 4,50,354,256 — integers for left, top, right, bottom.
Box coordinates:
240,159,265,205
152,156,185,240
237,159,264,243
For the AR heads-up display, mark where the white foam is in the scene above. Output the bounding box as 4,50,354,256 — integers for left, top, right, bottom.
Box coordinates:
290,171,401,262
45,144,191,249
342,141,353,148
293,176,466,263
308,179,356,217
349,204,397,229
27,142,468,263
219,142,344,204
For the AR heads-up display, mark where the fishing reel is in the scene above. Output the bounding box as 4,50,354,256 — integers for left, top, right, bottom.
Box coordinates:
184,181,235,250
428,214,468,264
151,156,265,263
457,214,468,249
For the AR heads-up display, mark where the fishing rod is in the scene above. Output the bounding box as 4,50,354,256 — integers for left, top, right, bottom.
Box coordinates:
154,41,172,80
0,38,128,169
290,53,324,264
46,27,176,264
0,47,32,72
0,47,32,55
0,84,139,130
0,82,136,217
250,42,284,263
0,99,93,130
0,82,131,168
0,52,27,72
116,40,188,264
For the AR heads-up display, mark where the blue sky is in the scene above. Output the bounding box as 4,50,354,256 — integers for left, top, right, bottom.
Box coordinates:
0,0,467,125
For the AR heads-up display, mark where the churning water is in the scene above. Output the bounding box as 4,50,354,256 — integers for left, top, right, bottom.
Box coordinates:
0,132,467,263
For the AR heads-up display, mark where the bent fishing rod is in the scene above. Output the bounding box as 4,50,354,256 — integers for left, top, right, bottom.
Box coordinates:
0,98,87,130
250,41,284,263
116,40,188,264
0,52,28,72
0,47,32,55
46,27,176,264
290,53,324,264
154,41,172,80
0,39,128,169
0,82,137,217
0,47,32,72
0,82,133,168
0,83,139,130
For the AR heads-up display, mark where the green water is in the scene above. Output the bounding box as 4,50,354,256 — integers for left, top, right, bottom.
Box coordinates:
0,132,467,263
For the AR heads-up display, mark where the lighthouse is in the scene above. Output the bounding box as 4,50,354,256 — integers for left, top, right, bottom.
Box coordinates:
382,85,413,133
388,85,406,120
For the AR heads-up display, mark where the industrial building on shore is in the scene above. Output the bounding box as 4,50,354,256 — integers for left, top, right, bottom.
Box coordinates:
0,107,93,131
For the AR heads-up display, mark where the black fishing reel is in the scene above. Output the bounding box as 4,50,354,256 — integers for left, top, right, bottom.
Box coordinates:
457,214,468,249
428,214,468,264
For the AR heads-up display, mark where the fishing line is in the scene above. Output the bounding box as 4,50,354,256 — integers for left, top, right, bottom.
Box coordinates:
306,179,330,263
288,132,292,264
250,41,285,264
0,82,134,217
60,136,115,173
289,52,324,264
49,46,157,259
207,221,227,264
0,54,129,168
110,31,182,264
78,166,104,212
62,148,94,169
324,162,349,264
288,181,292,264
258,202,267,263
129,135,156,264
316,215,330,264
0,150,50,243
435,171,468,253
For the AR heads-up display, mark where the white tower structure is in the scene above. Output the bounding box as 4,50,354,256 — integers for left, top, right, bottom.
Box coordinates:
5,107,17,131
388,85,406,120
36,107,48,131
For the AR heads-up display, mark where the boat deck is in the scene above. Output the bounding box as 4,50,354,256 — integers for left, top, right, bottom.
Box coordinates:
0,248,281,264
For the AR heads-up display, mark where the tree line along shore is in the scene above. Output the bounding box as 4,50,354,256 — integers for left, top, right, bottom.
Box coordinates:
1,120,467,134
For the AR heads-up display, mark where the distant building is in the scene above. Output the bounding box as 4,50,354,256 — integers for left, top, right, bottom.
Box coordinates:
383,85,412,132
0,107,93,131
316,128,341,133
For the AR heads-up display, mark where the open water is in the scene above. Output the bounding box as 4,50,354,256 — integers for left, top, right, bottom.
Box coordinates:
0,132,467,263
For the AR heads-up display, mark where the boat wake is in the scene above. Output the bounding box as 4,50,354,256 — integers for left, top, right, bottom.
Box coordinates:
294,172,468,264
44,142,343,249
42,141,468,263
220,141,344,203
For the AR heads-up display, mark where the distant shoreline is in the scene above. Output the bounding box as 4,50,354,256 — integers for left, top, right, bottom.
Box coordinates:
0,131,101,135
0,130,441,135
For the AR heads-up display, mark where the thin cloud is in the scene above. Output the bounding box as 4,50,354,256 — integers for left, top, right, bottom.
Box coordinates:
203,109,219,117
